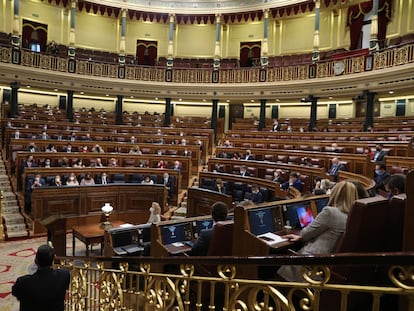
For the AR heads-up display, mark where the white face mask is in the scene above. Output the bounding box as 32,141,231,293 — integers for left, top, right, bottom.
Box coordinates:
69,177,75,181
149,207,154,213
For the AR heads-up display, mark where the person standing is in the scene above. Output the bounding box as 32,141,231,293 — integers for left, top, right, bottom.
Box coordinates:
12,244,70,311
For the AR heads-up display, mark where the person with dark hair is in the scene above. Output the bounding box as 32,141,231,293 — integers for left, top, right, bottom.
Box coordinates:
190,201,229,256
250,185,263,204
281,172,303,192
372,143,387,162
374,162,390,194
12,244,70,311
384,174,406,198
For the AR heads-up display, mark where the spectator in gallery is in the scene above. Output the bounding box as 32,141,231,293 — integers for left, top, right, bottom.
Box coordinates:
82,133,92,141
63,143,73,153
97,172,110,185
59,157,70,167
281,172,303,192
12,244,70,311
79,146,89,153
108,158,118,167
137,160,148,168
42,158,52,168
73,159,85,168
80,173,95,186
40,131,50,140
232,152,241,160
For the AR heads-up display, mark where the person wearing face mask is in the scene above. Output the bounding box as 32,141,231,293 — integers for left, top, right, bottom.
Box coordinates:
66,173,79,186
147,202,161,223
43,158,52,168
384,174,406,199
53,175,62,187
80,173,95,186
374,163,390,194
281,172,303,192
371,143,387,162
25,174,45,214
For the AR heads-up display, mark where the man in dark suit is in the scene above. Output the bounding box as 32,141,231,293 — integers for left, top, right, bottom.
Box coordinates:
374,162,390,194
371,143,387,162
250,185,263,203
190,201,228,256
281,172,303,192
271,119,281,132
239,165,250,177
12,244,70,311
243,149,254,161
163,172,175,199
328,157,345,182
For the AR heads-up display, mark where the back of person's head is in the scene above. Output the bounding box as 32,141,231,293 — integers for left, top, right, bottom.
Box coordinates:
347,179,370,199
35,244,55,268
386,174,406,195
328,181,358,214
211,201,228,222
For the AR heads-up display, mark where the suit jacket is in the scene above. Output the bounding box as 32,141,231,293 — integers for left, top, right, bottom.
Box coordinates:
281,179,303,192
372,150,387,162
190,228,214,256
12,267,70,311
278,206,347,282
250,191,263,203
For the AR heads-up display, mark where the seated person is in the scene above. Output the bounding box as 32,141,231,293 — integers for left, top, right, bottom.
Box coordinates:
384,174,406,198
80,173,95,186
239,165,250,177
214,178,226,194
52,175,63,187
313,177,332,195
373,162,390,194
157,160,167,169
281,172,303,192
328,157,345,182
66,173,79,186
189,201,229,256
272,169,285,183
141,176,154,185
278,181,358,282
250,185,263,204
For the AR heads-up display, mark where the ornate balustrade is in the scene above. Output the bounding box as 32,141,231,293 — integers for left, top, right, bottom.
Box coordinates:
1,43,413,84
58,253,414,311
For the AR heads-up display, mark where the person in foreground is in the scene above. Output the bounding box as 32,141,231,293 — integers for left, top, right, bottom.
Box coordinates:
278,181,358,282
12,244,71,311
190,201,229,256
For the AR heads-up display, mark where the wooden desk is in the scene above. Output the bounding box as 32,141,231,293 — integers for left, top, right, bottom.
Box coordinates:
72,220,124,256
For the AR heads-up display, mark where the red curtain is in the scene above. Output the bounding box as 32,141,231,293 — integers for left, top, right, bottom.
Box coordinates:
347,0,392,50
136,40,157,66
239,42,261,67
22,19,48,51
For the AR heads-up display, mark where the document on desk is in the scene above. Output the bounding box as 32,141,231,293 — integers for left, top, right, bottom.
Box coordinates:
257,232,288,246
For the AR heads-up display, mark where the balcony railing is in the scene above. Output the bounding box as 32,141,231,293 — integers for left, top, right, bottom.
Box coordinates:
0,43,413,84
58,253,414,311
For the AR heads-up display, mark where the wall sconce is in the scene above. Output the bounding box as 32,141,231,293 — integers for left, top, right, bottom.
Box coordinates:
101,203,114,229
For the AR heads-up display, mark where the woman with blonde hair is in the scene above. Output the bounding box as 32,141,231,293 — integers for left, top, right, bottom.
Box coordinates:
278,181,358,281
147,202,161,223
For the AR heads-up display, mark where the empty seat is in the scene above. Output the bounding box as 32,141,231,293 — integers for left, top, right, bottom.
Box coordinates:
201,178,215,190
111,174,125,183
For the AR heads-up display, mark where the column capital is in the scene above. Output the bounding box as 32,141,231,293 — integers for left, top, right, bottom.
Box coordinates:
215,13,221,23
121,8,127,16
71,0,77,8
314,0,320,9
169,13,175,21
263,8,270,17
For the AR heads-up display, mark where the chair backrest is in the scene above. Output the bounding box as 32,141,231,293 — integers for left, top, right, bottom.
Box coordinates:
336,197,390,253
386,194,406,251
207,220,234,256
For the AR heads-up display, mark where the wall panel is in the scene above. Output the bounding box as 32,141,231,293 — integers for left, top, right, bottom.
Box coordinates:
227,22,264,57
125,20,168,56
176,24,216,58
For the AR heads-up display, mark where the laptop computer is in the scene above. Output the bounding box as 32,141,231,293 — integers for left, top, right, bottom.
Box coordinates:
296,206,314,228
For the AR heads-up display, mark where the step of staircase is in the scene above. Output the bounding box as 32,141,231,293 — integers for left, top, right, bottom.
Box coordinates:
2,213,25,225
4,223,29,239
2,205,20,213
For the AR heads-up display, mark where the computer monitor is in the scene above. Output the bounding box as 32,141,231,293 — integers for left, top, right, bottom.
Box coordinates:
110,228,139,248
161,222,193,245
248,207,275,236
136,223,152,243
193,219,214,238
283,200,312,229
295,206,314,228
315,197,329,214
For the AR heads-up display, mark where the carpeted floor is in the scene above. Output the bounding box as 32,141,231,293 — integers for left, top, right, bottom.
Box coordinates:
0,236,48,311
0,234,102,311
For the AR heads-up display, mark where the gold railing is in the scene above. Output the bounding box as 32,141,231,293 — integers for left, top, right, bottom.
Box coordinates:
0,43,414,83
59,253,414,311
